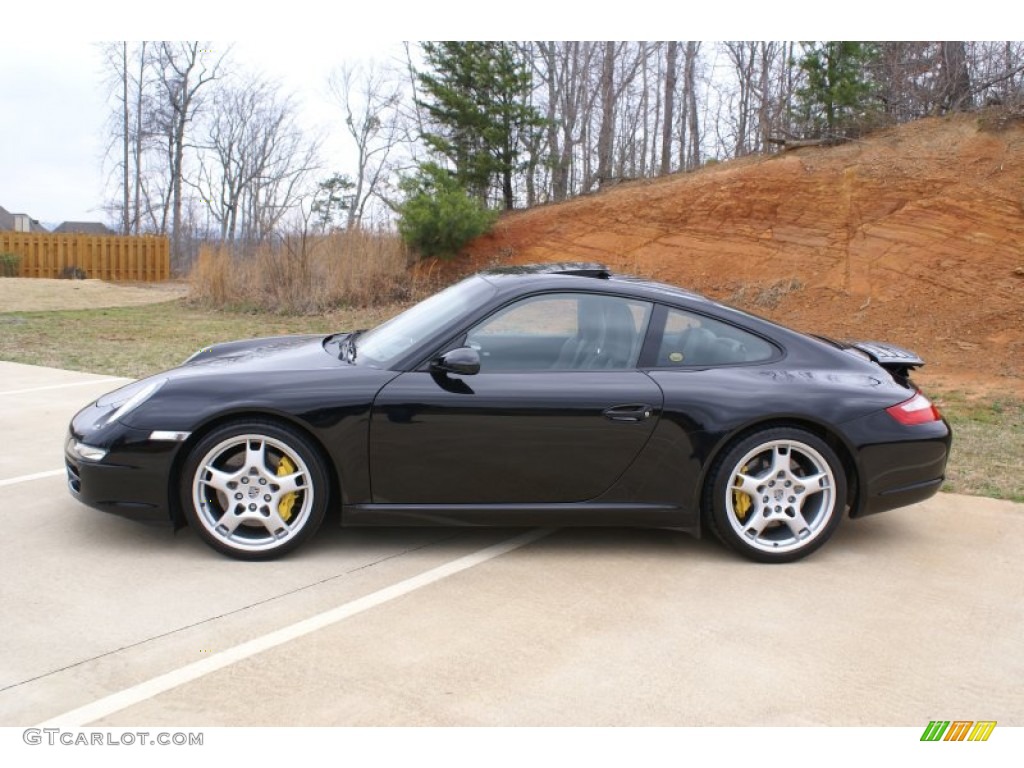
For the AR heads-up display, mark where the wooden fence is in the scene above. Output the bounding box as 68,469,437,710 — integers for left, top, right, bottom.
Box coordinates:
0,232,170,281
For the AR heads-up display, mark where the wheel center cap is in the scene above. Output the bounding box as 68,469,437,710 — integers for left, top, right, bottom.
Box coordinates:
248,486,260,499
774,489,785,501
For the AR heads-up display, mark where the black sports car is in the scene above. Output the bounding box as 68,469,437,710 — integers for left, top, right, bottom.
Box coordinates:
66,263,951,563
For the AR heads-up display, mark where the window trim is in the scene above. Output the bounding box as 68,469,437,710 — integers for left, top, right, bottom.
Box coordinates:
637,303,785,370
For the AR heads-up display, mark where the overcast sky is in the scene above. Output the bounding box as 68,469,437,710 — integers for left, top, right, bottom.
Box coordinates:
0,4,1002,227
0,38,406,226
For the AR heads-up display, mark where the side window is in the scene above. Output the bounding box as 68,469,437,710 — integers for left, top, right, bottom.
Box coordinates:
656,307,776,367
472,296,578,338
466,293,652,371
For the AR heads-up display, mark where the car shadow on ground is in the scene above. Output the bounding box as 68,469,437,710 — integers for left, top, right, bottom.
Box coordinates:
62,499,918,566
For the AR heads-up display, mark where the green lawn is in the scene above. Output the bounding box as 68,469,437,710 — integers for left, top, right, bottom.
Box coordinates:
933,392,1024,503
1,298,1020,503
0,298,401,379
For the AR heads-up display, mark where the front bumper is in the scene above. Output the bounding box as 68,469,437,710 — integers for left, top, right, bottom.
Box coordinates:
65,405,184,526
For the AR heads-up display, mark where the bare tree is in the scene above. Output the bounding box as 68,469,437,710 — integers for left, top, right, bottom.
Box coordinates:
596,42,617,187
593,42,645,188
682,41,702,170
100,41,156,234
937,41,972,113
724,41,758,157
328,61,407,229
535,41,599,201
756,42,782,152
193,79,268,241
244,120,320,243
150,42,226,264
965,41,1024,106
871,42,1023,123
193,75,319,244
719,41,788,157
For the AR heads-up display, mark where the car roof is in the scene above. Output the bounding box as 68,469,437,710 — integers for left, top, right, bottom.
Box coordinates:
478,262,710,305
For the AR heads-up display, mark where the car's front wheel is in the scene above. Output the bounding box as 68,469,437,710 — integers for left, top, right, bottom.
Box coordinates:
705,427,847,563
181,420,328,560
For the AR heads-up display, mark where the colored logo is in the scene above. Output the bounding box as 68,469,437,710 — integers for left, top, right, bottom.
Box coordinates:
920,720,996,741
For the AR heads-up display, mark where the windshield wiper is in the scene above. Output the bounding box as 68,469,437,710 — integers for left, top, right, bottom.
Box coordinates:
339,330,364,363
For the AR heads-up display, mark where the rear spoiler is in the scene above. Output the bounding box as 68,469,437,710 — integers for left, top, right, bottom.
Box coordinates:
846,340,924,377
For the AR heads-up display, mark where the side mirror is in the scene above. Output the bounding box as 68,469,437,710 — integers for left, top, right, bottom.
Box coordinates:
431,347,481,376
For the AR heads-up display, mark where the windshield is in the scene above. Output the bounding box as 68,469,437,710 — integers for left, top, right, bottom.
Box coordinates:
356,276,496,368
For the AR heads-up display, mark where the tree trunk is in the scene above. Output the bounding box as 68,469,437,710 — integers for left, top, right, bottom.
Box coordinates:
685,41,701,170
596,41,616,186
757,42,773,153
661,41,678,175
121,42,130,235
133,42,146,235
171,120,186,266
540,43,567,202
939,41,972,112
638,42,650,178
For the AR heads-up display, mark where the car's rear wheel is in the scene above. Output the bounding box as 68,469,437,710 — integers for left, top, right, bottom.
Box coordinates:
705,427,846,563
181,420,328,560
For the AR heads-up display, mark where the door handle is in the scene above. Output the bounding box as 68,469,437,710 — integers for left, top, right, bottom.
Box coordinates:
603,404,654,422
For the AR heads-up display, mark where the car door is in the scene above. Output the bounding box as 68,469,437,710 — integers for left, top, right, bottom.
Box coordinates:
368,292,664,505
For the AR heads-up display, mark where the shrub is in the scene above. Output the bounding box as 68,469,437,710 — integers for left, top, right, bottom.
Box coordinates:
397,163,497,259
0,252,21,277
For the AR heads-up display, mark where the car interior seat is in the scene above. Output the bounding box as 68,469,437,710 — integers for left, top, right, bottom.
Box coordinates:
553,298,638,370
553,297,605,369
680,326,716,366
594,301,638,368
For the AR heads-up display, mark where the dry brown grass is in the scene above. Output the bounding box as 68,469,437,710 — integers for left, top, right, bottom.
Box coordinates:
189,230,418,314
727,278,805,310
0,278,187,312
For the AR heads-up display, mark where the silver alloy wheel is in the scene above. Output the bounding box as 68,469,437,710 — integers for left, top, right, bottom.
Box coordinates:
725,439,836,555
191,433,313,554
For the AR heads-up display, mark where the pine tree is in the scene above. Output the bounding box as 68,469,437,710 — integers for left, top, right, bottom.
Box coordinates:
795,42,879,137
416,41,544,210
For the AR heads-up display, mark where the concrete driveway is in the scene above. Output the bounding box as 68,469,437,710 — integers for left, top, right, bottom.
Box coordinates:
0,360,1021,727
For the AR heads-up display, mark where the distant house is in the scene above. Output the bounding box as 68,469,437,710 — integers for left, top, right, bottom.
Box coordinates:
52,221,115,235
0,204,48,233
1,205,117,236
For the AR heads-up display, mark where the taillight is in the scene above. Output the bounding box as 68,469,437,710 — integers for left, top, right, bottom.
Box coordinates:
886,392,942,426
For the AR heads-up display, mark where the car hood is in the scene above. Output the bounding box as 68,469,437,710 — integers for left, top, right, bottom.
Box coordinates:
178,333,346,375
104,331,398,433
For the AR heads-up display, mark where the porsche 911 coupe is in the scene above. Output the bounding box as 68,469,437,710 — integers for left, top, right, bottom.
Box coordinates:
66,263,951,563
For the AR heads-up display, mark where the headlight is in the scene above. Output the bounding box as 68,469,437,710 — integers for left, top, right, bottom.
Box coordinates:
67,439,107,462
97,378,167,424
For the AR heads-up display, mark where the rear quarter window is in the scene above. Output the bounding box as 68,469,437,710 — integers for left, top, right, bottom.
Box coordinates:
656,307,777,367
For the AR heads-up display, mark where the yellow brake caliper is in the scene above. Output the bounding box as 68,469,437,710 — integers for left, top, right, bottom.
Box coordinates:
277,456,298,522
733,464,751,520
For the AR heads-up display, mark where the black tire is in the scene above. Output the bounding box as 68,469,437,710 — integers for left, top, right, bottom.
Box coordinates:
704,427,847,563
180,419,328,560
